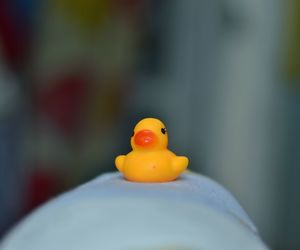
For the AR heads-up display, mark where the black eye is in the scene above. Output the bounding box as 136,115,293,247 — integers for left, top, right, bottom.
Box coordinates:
161,128,166,134
131,131,135,137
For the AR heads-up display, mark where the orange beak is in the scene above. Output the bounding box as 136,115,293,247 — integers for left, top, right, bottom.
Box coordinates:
134,130,156,147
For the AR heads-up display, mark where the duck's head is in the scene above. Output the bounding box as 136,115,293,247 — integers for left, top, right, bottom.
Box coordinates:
131,118,168,150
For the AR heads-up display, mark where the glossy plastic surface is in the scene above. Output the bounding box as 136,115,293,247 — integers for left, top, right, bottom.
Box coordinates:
115,118,189,182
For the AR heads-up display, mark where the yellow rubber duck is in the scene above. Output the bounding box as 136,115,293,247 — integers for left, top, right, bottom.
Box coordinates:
115,118,189,182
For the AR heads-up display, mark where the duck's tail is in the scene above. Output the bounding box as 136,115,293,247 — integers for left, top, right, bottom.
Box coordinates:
172,156,189,174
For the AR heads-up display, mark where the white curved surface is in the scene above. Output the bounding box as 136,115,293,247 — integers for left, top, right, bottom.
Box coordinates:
0,172,268,250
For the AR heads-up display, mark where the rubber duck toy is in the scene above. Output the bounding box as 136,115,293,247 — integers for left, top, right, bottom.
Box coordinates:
115,118,189,182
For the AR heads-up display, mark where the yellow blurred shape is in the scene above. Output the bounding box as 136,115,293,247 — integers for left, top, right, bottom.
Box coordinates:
55,0,110,30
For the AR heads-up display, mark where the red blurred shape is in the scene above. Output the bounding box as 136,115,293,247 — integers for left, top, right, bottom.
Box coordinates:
25,169,61,212
0,1,27,67
38,73,87,135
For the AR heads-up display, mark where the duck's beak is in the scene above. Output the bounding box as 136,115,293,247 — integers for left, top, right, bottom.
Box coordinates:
134,130,156,147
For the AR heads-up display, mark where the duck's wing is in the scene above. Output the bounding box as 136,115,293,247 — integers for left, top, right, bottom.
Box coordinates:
172,156,189,174
115,155,126,173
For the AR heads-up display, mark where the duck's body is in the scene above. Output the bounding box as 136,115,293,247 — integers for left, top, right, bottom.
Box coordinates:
116,149,188,182
115,118,189,183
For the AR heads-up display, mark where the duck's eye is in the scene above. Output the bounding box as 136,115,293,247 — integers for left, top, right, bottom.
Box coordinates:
131,131,135,137
161,128,166,134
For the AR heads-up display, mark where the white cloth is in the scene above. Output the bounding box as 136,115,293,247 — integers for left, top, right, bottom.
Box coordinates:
0,172,268,250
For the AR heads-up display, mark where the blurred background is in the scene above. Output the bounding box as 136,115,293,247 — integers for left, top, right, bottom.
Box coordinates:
0,0,299,249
